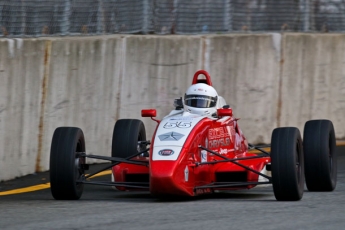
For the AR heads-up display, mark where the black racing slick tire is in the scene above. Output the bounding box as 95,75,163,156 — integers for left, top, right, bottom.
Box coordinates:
303,120,337,191
50,127,86,200
271,127,304,201
112,119,146,159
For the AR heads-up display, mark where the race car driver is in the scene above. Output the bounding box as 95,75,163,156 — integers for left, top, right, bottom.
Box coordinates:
183,83,218,116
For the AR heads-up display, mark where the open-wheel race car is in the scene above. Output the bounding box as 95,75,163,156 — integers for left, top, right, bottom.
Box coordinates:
50,70,337,201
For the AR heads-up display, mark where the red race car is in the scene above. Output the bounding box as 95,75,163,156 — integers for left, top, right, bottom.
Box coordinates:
50,70,337,201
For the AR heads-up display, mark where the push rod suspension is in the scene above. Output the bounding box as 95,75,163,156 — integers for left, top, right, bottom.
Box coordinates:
248,143,270,156
80,148,150,179
198,145,271,181
196,154,269,166
79,181,149,189
195,181,271,189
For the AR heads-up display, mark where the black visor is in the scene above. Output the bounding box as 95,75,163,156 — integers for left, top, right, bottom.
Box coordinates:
184,94,217,108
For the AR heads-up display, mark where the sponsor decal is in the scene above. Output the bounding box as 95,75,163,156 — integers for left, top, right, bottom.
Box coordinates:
219,148,235,154
158,149,175,156
201,150,207,162
163,122,192,129
184,166,189,182
209,137,231,148
158,132,184,141
229,125,236,134
219,148,228,155
169,115,199,121
235,133,242,150
195,188,212,195
185,96,216,103
208,127,231,140
227,126,235,143
208,127,232,148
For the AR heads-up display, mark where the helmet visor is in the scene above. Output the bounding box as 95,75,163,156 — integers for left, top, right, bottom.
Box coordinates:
184,94,217,108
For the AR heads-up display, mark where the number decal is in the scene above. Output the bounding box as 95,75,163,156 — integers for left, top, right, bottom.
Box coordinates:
163,122,192,129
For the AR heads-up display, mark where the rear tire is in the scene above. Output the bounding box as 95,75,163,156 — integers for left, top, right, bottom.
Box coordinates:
112,119,146,159
271,127,304,201
50,127,86,200
303,120,337,191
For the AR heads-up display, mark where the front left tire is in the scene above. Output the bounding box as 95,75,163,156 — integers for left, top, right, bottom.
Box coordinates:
50,127,86,200
303,119,337,191
111,119,147,190
111,119,146,159
271,127,304,201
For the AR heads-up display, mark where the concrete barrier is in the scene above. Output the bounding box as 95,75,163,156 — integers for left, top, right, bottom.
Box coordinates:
0,38,46,180
118,35,203,139
280,33,345,139
0,33,344,181
205,34,281,144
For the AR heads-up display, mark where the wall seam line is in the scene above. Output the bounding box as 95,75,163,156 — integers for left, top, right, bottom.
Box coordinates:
276,33,284,128
36,40,52,172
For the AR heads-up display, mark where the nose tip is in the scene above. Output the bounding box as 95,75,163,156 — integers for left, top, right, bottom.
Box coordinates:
149,161,193,196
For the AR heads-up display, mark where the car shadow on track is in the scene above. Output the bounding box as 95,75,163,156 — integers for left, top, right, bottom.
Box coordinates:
78,186,276,203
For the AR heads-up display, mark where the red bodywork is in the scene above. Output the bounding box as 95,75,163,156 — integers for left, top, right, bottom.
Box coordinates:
112,70,271,196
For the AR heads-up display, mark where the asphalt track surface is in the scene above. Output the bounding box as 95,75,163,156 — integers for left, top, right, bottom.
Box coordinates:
0,146,344,230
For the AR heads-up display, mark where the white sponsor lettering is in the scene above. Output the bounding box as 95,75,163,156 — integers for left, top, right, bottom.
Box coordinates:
201,150,207,162
184,166,189,182
219,148,228,155
169,117,193,121
208,127,230,140
208,137,231,148
158,149,174,156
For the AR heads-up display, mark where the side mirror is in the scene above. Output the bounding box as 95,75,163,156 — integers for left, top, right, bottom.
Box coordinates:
217,108,233,117
174,97,183,110
141,109,157,117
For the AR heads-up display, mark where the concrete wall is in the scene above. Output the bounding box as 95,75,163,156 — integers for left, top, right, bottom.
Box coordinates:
0,39,46,180
0,33,344,181
280,34,345,139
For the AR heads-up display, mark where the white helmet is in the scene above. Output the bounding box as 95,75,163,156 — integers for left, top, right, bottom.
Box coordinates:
183,83,218,116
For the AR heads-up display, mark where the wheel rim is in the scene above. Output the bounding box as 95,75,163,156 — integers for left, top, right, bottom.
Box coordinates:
296,142,301,184
75,141,85,185
328,133,333,173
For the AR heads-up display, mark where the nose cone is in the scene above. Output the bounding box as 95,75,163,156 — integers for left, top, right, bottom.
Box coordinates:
150,161,194,197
